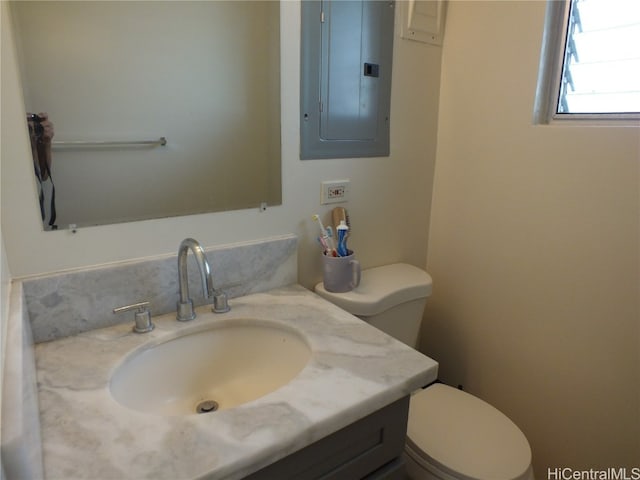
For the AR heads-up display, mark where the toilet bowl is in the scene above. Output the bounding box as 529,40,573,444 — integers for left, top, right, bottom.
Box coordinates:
315,263,534,480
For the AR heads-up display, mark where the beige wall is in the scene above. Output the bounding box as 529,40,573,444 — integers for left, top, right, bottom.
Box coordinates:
424,0,640,474
1,2,442,287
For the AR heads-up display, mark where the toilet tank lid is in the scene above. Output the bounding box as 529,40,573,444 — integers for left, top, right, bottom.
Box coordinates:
314,263,432,316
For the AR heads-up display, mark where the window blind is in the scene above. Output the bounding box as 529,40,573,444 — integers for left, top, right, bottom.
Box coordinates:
559,0,640,114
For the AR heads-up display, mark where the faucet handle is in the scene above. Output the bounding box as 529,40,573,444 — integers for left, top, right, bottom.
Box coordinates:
113,301,155,333
212,290,230,314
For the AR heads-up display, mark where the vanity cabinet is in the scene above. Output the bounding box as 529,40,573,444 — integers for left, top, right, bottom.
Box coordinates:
244,396,409,480
27,272,439,480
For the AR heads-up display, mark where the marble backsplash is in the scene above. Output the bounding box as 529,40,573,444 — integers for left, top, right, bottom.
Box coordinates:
22,235,297,343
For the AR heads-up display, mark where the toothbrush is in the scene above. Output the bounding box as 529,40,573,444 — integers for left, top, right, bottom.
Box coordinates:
312,214,335,254
325,226,335,243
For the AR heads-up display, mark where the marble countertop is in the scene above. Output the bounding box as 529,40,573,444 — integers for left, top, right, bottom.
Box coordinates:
35,285,438,480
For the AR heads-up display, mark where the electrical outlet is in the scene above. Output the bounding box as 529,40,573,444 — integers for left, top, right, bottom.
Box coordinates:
321,180,350,204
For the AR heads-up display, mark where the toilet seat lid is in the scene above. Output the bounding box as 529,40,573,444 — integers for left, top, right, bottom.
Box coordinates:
407,384,532,480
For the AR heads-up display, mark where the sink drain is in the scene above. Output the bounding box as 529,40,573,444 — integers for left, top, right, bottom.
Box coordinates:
196,400,219,414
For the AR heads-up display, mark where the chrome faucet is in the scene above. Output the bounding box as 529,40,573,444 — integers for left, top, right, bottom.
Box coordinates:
176,238,230,321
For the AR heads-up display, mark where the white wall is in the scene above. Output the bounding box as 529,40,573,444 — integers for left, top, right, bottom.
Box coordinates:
0,237,9,480
1,1,442,290
0,236,9,373
425,0,640,474
1,0,18,440
1,4,19,471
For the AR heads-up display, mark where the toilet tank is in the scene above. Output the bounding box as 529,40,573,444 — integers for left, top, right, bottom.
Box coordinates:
314,263,432,348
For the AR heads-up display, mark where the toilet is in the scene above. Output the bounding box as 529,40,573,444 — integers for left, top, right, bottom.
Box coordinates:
315,263,535,480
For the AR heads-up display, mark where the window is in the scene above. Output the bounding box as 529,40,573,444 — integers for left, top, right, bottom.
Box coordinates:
534,0,640,122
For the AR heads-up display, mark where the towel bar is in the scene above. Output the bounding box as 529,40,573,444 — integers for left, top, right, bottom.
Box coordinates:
52,137,167,148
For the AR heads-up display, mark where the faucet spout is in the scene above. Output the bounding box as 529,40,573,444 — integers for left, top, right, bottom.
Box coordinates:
176,238,215,321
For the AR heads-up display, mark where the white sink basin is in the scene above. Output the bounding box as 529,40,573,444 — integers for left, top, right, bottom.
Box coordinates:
109,320,311,416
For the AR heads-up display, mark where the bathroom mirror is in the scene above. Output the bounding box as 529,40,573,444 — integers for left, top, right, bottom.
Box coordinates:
11,1,281,230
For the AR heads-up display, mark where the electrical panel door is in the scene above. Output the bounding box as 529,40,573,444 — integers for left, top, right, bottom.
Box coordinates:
301,1,395,159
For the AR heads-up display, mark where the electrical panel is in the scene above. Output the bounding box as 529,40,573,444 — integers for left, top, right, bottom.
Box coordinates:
300,1,395,159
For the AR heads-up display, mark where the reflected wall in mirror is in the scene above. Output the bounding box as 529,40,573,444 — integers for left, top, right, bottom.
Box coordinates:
11,1,281,230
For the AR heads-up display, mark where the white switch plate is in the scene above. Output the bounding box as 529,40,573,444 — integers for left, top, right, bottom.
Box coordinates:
321,180,350,204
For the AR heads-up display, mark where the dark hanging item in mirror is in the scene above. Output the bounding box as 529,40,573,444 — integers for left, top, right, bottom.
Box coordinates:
27,113,57,230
